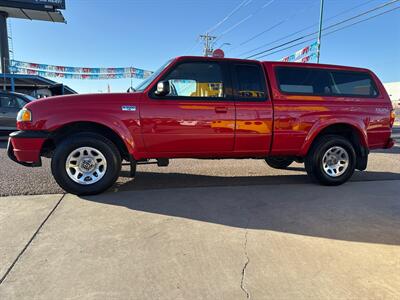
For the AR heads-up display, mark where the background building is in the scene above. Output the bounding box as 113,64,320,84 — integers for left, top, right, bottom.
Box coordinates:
383,82,400,108
0,0,75,96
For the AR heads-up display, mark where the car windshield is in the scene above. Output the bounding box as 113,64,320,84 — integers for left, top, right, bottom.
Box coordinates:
134,59,173,92
24,95,36,102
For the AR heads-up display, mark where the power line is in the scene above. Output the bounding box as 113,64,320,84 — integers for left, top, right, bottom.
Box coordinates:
244,0,400,59
206,0,252,34
251,4,400,60
237,2,318,48
184,38,201,55
251,38,319,60
220,14,253,37
199,0,254,55
203,0,277,54
213,0,276,44
239,20,286,46
237,0,379,57
243,0,392,58
245,36,309,59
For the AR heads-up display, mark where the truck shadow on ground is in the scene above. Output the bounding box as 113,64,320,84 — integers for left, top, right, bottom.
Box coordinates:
81,170,400,246
113,169,400,192
372,144,400,154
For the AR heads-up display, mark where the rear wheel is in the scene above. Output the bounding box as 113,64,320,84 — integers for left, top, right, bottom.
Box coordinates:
265,157,294,169
51,133,121,195
305,135,356,186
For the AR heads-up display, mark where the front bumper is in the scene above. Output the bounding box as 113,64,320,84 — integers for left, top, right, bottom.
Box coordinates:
7,131,50,167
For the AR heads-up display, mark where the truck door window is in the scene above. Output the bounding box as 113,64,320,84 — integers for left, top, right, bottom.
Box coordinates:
234,64,266,100
163,62,224,99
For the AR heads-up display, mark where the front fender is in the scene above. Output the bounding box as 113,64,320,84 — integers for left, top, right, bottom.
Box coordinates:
19,94,145,159
298,118,368,156
45,115,142,159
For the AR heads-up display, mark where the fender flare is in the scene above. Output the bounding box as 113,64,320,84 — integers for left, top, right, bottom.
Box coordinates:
45,116,141,159
299,118,368,156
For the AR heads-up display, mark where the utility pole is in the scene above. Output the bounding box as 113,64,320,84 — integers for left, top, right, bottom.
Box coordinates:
199,33,217,57
0,12,10,74
316,0,325,63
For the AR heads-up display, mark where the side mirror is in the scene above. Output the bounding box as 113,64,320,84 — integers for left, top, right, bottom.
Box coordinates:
155,81,170,96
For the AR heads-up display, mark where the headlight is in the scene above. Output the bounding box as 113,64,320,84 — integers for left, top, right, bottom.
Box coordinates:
17,108,32,122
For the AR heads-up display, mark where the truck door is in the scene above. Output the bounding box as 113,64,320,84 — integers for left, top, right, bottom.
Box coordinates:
231,63,273,155
140,60,235,154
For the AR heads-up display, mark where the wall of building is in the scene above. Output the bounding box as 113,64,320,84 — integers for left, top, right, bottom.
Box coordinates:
383,82,400,108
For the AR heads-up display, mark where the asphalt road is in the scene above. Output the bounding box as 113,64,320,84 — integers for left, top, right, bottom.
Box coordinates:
0,139,399,196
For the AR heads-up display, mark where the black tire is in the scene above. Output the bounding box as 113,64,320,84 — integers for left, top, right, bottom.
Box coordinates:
51,132,121,195
305,134,356,186
265,157,294,169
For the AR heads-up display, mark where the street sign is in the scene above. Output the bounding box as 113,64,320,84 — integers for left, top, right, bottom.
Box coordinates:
0,0,67,74
0,0,66,22
0,0,66,10
212,49,225,58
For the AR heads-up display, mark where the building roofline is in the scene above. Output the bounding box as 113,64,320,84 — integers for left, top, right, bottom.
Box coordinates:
0,73,77,94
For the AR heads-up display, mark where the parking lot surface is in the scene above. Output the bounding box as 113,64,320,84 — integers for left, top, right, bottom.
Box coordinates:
0,138,399,197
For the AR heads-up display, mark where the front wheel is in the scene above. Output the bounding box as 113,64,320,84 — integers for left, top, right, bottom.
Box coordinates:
305,135,356,186
51,133,121,195
265,157,294,169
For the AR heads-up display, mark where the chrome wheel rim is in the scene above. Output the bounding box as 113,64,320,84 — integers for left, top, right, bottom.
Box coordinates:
322,146,349,178
65,147,107,185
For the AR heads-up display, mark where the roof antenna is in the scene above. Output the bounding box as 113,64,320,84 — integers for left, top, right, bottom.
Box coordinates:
127,70,135,93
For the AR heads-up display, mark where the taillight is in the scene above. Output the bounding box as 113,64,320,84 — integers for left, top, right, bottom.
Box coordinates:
390,109,395,128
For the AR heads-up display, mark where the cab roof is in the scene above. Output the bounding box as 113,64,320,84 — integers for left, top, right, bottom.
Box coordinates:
174,56,372,73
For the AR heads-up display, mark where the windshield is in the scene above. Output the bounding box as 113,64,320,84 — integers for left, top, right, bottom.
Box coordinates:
24,95,36,102
134,59,173,92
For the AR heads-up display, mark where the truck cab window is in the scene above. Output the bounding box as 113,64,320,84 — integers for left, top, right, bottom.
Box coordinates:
329,71,378,97
276,68,331,95
234,65,266,100
163,62,224,98
276,67,379,98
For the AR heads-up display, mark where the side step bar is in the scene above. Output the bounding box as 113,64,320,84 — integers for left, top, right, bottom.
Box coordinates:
122,158,170,177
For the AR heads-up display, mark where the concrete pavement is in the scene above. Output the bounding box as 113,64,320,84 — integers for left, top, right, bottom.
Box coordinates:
0,181,399,299
0,194,63,283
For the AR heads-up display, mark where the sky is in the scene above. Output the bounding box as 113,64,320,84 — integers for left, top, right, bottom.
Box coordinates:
9,0,400,94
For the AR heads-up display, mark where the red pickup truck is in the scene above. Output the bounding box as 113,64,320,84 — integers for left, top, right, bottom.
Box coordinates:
8,56,395,195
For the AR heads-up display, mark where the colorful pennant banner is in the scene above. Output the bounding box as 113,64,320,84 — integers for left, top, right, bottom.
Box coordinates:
294,53,317,63
12,67,146,80
10,60,153,80
281,41,318,63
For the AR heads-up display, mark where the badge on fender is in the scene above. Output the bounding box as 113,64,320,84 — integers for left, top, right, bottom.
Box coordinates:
121,105,136,111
